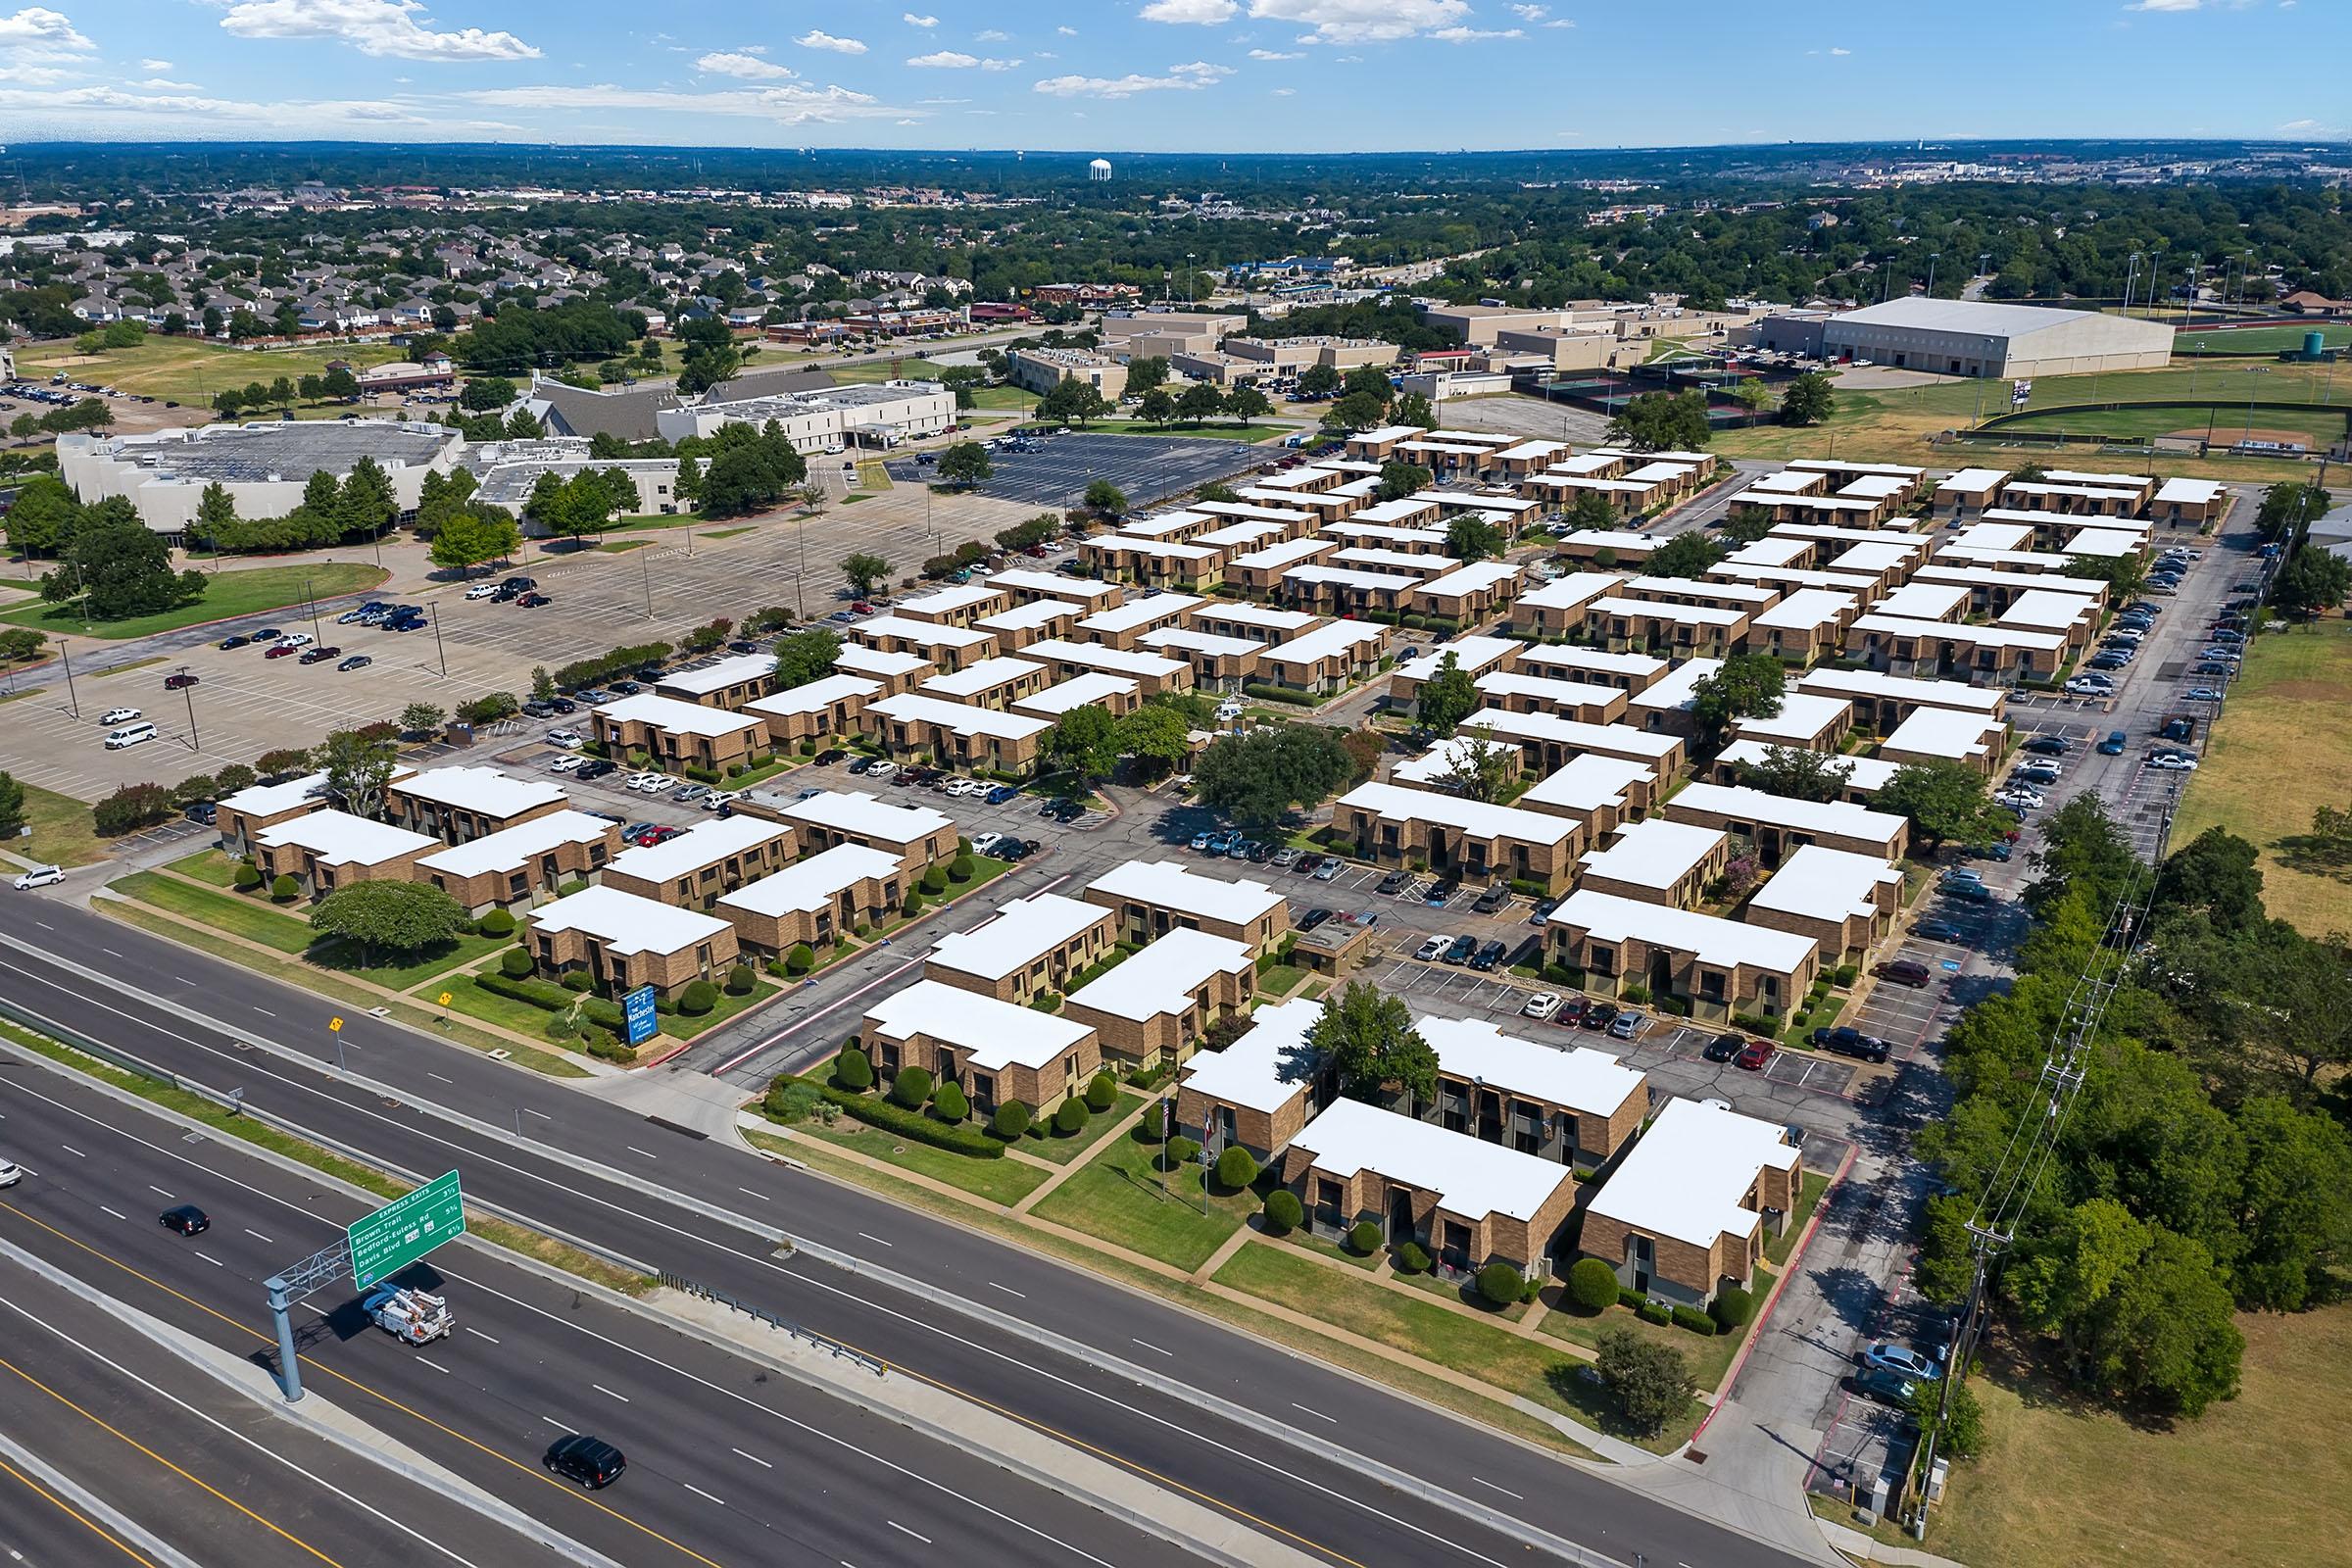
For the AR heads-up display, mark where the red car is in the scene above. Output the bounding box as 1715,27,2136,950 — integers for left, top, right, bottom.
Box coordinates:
163,672,199,690
516,592,550,608
264,643,299,659
629,825,680,848
1735,1038,1775,1072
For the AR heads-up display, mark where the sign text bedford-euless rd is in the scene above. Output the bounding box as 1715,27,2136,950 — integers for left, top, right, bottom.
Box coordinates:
348,1170,466,1287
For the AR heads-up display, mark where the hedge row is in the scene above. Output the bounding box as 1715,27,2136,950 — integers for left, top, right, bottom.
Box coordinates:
476,972,626,1033
768,1073,1006,1158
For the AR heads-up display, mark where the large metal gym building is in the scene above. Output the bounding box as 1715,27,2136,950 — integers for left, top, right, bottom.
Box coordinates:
1767,298,2174,378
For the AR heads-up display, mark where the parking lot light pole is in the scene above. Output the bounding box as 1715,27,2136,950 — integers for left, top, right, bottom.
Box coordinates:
640,549,654,619
176,665,199,753
58,647,80,718
303,576,322,644
428,607,448,680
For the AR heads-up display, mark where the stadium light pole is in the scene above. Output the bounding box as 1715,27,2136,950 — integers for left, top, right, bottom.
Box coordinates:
2123,252,2142,318
1925,253,1940,300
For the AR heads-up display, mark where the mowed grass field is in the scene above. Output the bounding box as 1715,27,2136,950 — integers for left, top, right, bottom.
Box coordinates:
1713,359,2346,482
1993,404,2350,448
2171,617,2352,934
17,339,409,405
0,563,386,640
1934,1305,2352,1568
2174,320,2352,354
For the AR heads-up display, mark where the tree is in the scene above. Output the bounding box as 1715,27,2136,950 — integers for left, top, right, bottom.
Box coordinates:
530,665,558,703
1608,390,1711,453
770,628,842,691
0,770,23,840
2253,480,2329,545
1263,1188,1303,1233
1435,724,1516,804
675,317,741,395
1881,760,2010,852
1174,381,1224,426
1195,724,1356,830
674,454,704,508
1223,385,1273,424
1445,514,1506,563
339,456,397,541
427,510,520,575
2273,546,2351,619
415,467,477,540
1124,356,1169,395
1690,653,1786,733
1044,706,1121,794
397,702,445,738
1082,478,1128,518
1646,531,1727,580
1323,387,1387,431
1736,744,1856,803
3,476,77,558
1594,1329,1697,1439
1778,371,1836,426
193,481,238,548
1566,1257,1620,1312
1718,505,1775,545
1295,364,1341,400
43,510,203,621
841,553,891,599
1564,488,1617,534
2155,827,2266,934
1375,460,1433,503
320,366,360,401
1115,703,1192,780
935,440,992,488
1037,379,1109,425
2061,550,2147,604
1415,652,1480,736
308,881,467,965
319,727,402,819
1907,1379,1984,1461
459,375,516,412
93,783,172,837
1392,391,1436,430
1136,386,1176,426
1309,982,1439,1105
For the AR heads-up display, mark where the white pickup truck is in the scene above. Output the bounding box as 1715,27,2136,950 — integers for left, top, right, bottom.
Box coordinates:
365,1285,454,1345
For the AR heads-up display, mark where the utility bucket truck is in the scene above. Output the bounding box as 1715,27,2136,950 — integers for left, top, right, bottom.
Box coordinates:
365,1285,454,1345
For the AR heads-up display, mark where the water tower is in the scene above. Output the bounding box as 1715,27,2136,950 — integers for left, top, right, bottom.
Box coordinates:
1088,158,1112,182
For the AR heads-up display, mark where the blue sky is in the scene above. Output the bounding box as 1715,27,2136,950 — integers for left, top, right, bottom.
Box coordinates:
0,1,2341,153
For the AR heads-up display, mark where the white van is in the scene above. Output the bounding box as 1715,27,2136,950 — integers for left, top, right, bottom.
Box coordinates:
103,720,157,750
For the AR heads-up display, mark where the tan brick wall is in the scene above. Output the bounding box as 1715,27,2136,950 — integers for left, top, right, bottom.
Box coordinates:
603,832,797,908
928,912,1116,1004
530,923,739,1001
255,843,427,900
422,826,621,916
383,786,570,845
1331,803,1582,895
218,802,318,859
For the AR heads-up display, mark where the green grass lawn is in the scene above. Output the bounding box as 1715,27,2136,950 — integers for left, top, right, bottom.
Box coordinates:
17,781,106,867
1096,421,1296,444
967,385,1037,411
330,929,509,991
118,868,509,989
595,540,654,555
757,1117,1049,1206
1256,962,1309,998
18,338,409,404
1028,1123,1256,1270
2171,618,2352,935
2173,320,2352,354
1015,1089,1143,1166
1992,403,2348,447
1,563,387,640
654,977,781,1040
1535,1269,1766,1394
110,870,315,953
164,849,240,887
439,968,569,1037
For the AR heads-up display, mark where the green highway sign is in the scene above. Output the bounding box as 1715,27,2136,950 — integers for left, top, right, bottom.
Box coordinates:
348,1170,466,1287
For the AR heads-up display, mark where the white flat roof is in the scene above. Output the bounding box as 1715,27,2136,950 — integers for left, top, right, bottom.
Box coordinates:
863,978,1094,1071
1946,521,2035,553
1872,581,1974,621
1550,888,1818,973
1911,564,2105,597
1935,467,2010,495
977,600,1079,635
1065,926,1252,1021
988,568,1120,604
1591,595,1744,628
1752,588,1859,633
778,788,952,843
1669,781,1908,847
1849,613,2065,652
2154,476,2224,505
1338,780,1580,846
416,808,613,878
393,765,567,819
1517,571,1622,612
256,808,438,866
834,644,934,681
854,614,994,649
2062,528,2143,558
1725,536,1814,568
530,883,733,955
1087,858,1284,927
1520,753,1655,816
1396,636,1521,684
1749,469,1826,495
1079,594,1205,635
1515,645,1668,684
1198,602,1321,634
1998,589,2098,631
715,843,903,918
867,692,1054,741
1290,1099,1573,1224
928,892,1108,982
1732,692,1852,746
1334,547,1458,574
1282,564,1423,594
747,674,882,719
1023,639,1189,680
1564,528,1667,552
1585,1097,1799,1251
1421,561,1525,600
1714,740,1899,794
1232,537,1337,571
1882,707,2007,760
919,655,1049,701
1417,1013,1646,1120
1262,620,1388,666
656,653,777,698
1475,670,1624,713
1140,627,1260,659
1627,574,1779,608
219,768,338,819
1787,458,1924,479
1176,996,1325,1115
1625,659,1720,716
1794,666,2005,714
898,582,1005,617
596,692,764,738
1466,707,1683,764
1746,844,1901,926
1579,817,1727,891
606,814,795,885
1014,671,1139,718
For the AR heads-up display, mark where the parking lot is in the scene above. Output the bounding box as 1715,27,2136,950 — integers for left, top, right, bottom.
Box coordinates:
883,431,1268,510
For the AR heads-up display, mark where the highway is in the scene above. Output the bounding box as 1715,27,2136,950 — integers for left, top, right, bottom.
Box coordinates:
0,902,1816,1568
0,1058,1203,1568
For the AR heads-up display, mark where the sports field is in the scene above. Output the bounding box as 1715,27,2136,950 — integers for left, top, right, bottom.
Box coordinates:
17,338,409,405
1992,404,2347,449
2173,320,2352,355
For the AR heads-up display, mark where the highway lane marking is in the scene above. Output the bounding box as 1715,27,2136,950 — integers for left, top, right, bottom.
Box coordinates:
146,1186,173,1199
31,921,52,932
60,1145,82,1157
988,1281,1026,1298
1290,1402,1337,1424
886,1522,932,1544
539,1414,569,1429
683,1484,725,1506
427,1072,453,1084
464,1327,499,1345
415,1356,448,1374
524,1107,553,1120
192,1251,222,1268
731,1447,771,1469
176,977,196,987
626,1147,659,1160
252,1007,274,1017
1129,1338,1171,1356
592,1383,630,1402
100,1206,126,1220
244,1229,273,1244
101,949,122,959
856,1231,893,1247
1468,1477,1523,1500
737,1187,768,1200
0,1447,166,1565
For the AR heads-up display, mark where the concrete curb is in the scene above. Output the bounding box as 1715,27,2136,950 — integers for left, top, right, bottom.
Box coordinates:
0,1422,206,1568
0,1234,622,1568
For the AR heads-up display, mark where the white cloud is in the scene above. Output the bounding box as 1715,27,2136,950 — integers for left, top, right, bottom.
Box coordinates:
2124,0,2203,9
795,29,866,54
1830,45,1850,55
1507,2,1544,15
1271,85,1294,94
0,6,91,58
974,28,1008,41
907,49,977,66
1032,59,1229,97
903,11,937,24
134,76,200,88
1248,47,1301,58
1430,24,1521,40
464,80,907,125
218,0,539,62
697,50,795,79
1140,0,1239,22
0,81,521,136
1057,24,1078,33
1250,0,1472,44
139,57,172,72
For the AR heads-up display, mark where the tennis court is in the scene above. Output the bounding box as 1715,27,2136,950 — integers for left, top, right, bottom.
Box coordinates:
885,431,1266,509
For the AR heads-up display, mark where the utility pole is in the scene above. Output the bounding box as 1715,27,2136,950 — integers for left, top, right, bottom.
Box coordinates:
1925,253,1940,300
640,547,653,619
304,576,322,644
176,665,199,753
428,606,448,680
59,646,80,717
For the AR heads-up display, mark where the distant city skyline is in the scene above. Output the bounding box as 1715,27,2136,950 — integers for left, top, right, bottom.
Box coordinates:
0,0,2342,154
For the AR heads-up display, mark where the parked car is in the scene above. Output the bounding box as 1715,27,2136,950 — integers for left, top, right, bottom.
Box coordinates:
1472,883,1511,914
970,831,1004,856
1915,918,1964,943
516,593,551,608
1734,1037,1774,1070
12,863,65,891
1607,1010,1642,1041
1863,1342,1941,1383
1469,939,1506,971
1877,957,1934,988
996,838,1035,861
183,802,217,826
549,755,583,774
1270,847,1301,869
672,784,712,806
297,646,342,664
465,581,501,600
1424,879,1459,907
1522,992,1563,1021
99,708,141,726
1414,934,1450,962
164,672,199,690
1442,934,1480,964
1848,1367,1919,1407
1311,858,1342,881
864,760,897,779
1376,870,1412,896
2097,730,2128,755
2184,687,2224,704
1702,1031,1745,1063
2146,752,2198,771
2021,735,2069,758
1582,1000,1619,1031
1297,907,1334,932
1812,1025,1890,1063
573,760,615,781
218,634,252,650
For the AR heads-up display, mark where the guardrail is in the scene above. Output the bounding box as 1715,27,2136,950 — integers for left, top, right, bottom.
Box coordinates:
657,1271,886,1376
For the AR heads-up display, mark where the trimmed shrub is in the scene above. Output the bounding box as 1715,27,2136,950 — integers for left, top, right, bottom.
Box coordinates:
901,894,922,918
1567,1257,1621,1314
270,873,300,903
1671,1304,1720,1336
763,1073,1004,1158
498,948,534,979
232,860,263,892
581,1030,634,1063
1348,1220,1382,1256
1084,1073,1117,1113
544,1012,580,1041
890,1064,934,1109
1213,1144,1258,1192
1832,962,1860,988
784,942,816,975
1165,1135,1200,1164
1622,984,1652,1005
1262,1188,1303,1234
919,866,948,897
1476,1263,1524,1309
1710,1285,1755,1333
474,974,625,1033
1395,1241,1432,1275
949,853,976,884
477,907,516,937
1522,1275,1545,1304
1639,1300,1673,1327
932,1079,969,1123
724,962,756,996
833,1046,875,1092
767,1080,821,1123
1052,1097,1088,1136
1619,1286,1650,1311
677,979,717,1016
992,1100,1032,1140
561,970,595,993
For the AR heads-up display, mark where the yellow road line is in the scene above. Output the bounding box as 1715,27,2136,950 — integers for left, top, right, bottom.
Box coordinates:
0,1199,726,1568
0,1448,164,1566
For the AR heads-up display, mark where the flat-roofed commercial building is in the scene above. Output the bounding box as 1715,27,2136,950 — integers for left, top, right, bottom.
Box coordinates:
1417,560,1525,623
1816,297,2172,378
1411,1015,1649,1169
1473,670,1630,726
1996,478,2150,518
1176,997,1333,1163
1005,346,1128,399
1871,580,1973,623
1552,528,1672,566
383,766,569,845
833,644,933,695
1455,706,1689,780
1062,927,1257,1069
1332,780,1586,894
747,674,883,747
1794,666,2008,733
1226,536,1338,594
1511,570,1622,639
1519,754,1660,834
1076,594,1204,651
1514,644,1668,694
926,891,1116,1005
416,809,621,917
1575,817,1731,909
863,692,1052,776
1137,627,1261,691
916,655,1052,712
1750,588,1863,664
988,568,1124,612
2151,476,2226,525
766,788,957,868
595,693,770,773
860,979,1101,1118
1934,467,2010,517
1879,708,2010,777
1664,781,1910,864
972,598,1080,652
1909,563,2107,617
527,885,739,1001
254,809,438,901
1281,1099,1577,1276
1085,858,1291,956
602,816,798,908
713,844,904,956
1080,534,1222,592
894,582,1010,628
1274,564,1419,619
1547,890,1820,1024
1743,844,1902,964
850,615,999,673
1013,671,1143,723
653,653,778,710
1257,619,1391,696
1019,639,1193,699
214,768,346,858
1191,602,1323,647
1845,613,2067,683
1580,1098,1803,1308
